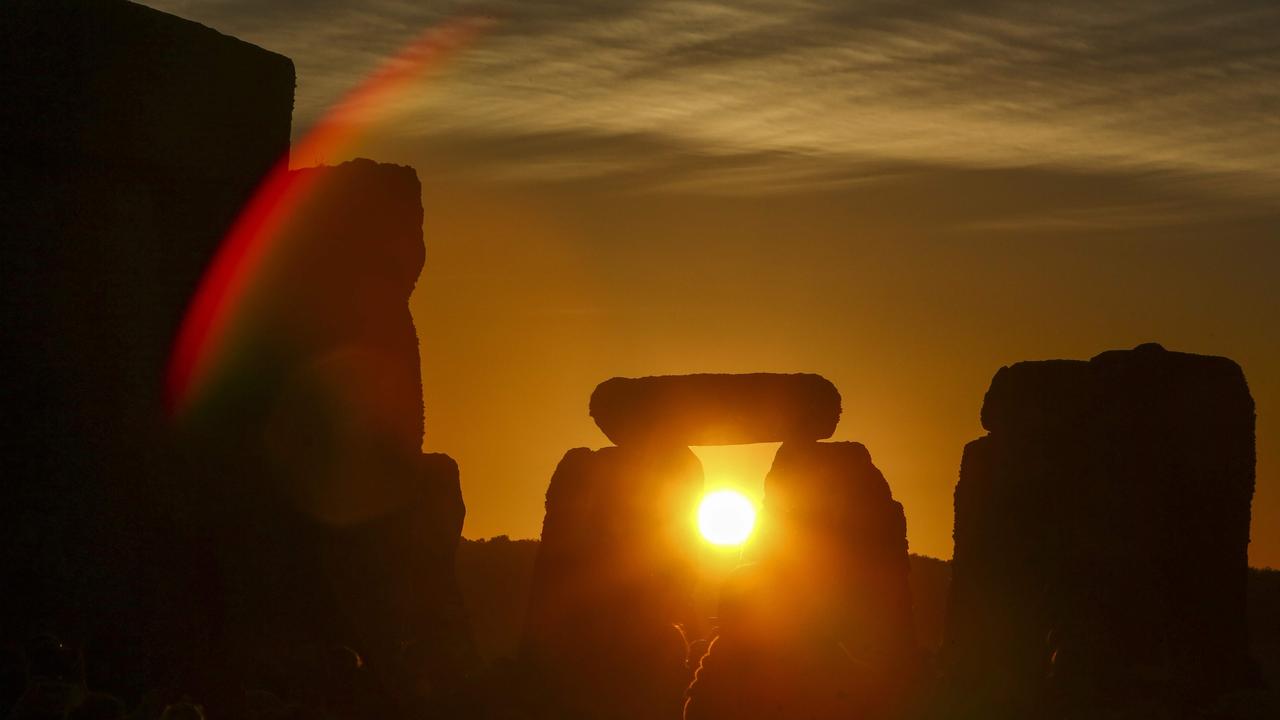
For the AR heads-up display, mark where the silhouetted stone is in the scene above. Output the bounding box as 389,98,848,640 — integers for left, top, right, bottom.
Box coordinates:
1,0,294,177
0,0,294,698
590,373,841,446
942,343,1257,715
197,160,473,709
317,453,471,715
1,3,472,709
524,445,704,720
760,442,917,673
685,441,918,720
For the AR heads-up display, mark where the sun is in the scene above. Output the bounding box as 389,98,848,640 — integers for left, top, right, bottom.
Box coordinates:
697,489,757,546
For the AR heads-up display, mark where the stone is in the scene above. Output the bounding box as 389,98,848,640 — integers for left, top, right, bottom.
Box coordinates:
523,444,704,720
235,159,427,457
198,160,473,710
590,373,841,446
0,3,472,708
758,441,917,671
942,343,1257,715
1,0,294,180
0,0,293,698
316,453,472,708
685,441,918,720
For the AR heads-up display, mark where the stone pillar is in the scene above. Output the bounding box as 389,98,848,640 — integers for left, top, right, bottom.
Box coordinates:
0,0,293,697
685,441,918,720
942,344,1257,715
759,441,916,673
524,444,704,720
202,159,473,708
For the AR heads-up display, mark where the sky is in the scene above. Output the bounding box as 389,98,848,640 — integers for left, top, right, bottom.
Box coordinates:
143,0,1279,567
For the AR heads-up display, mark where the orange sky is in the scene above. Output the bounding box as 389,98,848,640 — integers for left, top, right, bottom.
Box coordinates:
143,0,1280,567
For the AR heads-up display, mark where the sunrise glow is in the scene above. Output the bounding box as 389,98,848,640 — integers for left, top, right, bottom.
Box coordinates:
697,489,757,546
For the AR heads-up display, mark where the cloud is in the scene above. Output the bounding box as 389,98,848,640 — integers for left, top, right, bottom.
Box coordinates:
141,0,1280,201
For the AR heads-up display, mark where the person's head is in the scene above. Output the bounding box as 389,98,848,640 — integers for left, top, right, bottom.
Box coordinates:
23,635,79,683
159,700,205,720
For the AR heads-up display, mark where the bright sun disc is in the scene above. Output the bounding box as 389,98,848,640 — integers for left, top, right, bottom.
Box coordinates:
698,490,756,546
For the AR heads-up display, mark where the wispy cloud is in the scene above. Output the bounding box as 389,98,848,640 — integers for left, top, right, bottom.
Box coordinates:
143,0,1280,200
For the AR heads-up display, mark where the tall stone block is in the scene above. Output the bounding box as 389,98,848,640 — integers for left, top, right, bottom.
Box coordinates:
0,0,294,696
759,441,916,670
196,159,472,709
685,441,918,720
942,343,1257,714
0,2,472,707
524,445,704,720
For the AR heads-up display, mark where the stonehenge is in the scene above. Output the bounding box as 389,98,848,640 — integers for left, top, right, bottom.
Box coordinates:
3,3,1268,719
942,343,1257,715
526,373,918,719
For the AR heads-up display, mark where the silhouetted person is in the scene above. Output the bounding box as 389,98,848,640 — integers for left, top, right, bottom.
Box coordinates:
159,700,205,720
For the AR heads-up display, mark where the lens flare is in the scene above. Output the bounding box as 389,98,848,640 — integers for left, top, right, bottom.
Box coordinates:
698,489,756,546
165,15,491,418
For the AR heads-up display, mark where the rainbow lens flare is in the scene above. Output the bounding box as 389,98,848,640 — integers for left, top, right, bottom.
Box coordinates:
165,16,490,418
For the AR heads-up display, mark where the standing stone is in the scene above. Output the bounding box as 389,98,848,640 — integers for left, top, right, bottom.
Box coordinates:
0,0,474,705
524,445,705,720
685,441,918,720
759,442,917,673
942,343,1257,715
0,0,293,699
197,159,473,710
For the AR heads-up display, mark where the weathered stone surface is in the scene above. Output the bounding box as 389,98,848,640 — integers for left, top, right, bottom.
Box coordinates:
238,159,427,458
0,0,294,699
316,453,472,709
590,373,841,446
1,0,294,180
524,445,704,720
758,441,917,669
0,3,471,708
685,441,918,720
942,343,1257,715
197,160,472,711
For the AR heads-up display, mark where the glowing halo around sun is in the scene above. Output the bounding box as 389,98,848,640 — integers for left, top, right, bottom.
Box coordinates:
697,490,757,546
